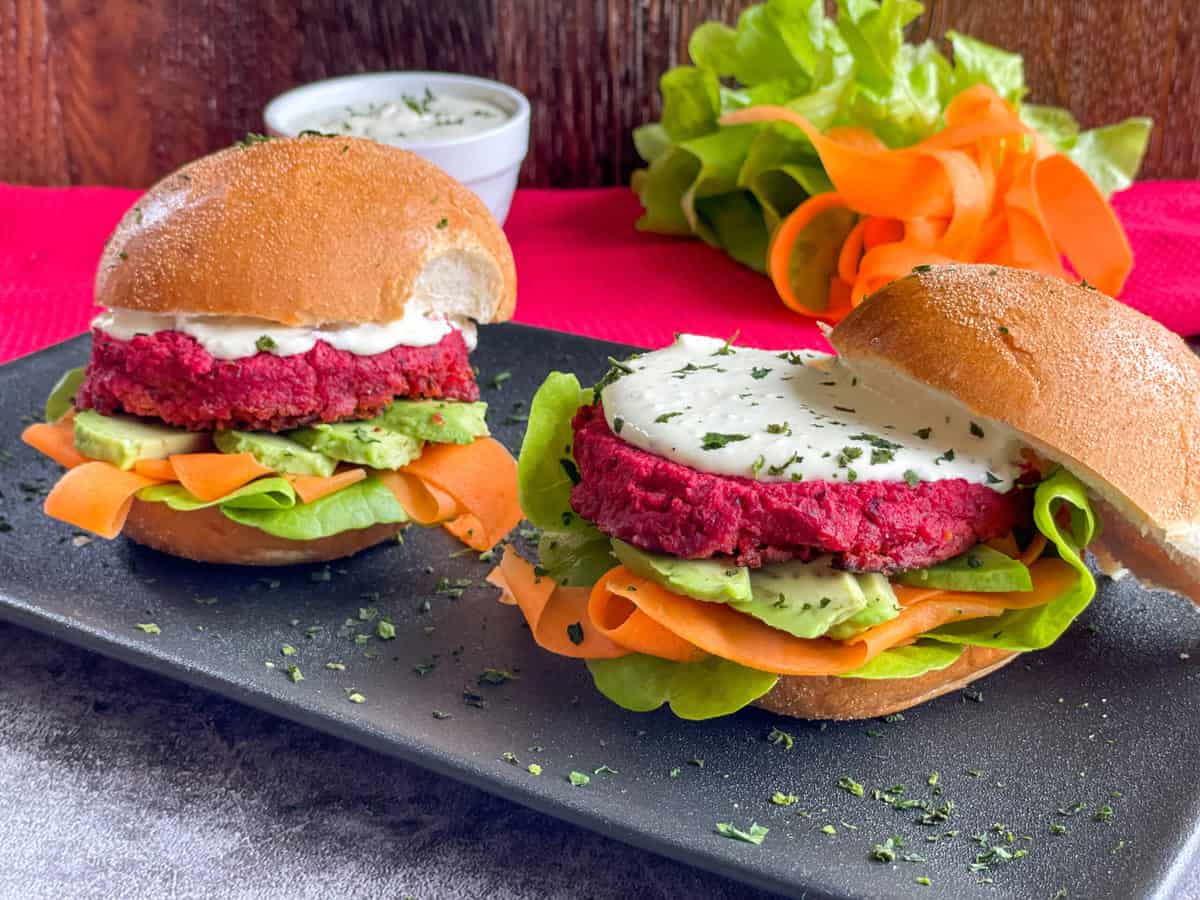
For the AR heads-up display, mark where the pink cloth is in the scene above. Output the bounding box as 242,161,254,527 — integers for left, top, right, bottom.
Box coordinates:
0,181,1197,364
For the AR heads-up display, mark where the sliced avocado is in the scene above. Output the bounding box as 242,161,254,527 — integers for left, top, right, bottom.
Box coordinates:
741,558,870,638
290,421,423,470
824,573,902,640
379,400,489,444
611,539,752,603
73,409,209,470
896,544,1033,593
45,367,86,423
214,430,336,477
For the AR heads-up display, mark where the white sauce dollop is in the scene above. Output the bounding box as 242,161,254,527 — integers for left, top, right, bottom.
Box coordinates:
600,334,1021,491
92,306,477,360
296,89,510,145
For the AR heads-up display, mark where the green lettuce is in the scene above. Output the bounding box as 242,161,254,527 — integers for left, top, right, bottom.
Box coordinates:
586,653,778,720
837,639,964,679
220,476,408,540
137,477,296,511
634,0,1151,273
927,468,1097,650
518,373,618,585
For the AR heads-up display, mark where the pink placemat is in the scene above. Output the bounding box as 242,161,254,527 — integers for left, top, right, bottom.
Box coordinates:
1,181,1197,364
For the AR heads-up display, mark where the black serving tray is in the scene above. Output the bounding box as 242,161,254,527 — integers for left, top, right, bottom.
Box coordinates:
1,325,1198,900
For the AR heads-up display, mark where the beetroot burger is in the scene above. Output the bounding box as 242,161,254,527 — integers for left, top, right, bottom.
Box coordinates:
491,265,1200,720
22,135,521,565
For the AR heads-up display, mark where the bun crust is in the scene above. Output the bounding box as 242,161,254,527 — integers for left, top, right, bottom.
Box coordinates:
831,265,1200,603
754,646,1016,720
96,136,516,326
123,500,405,566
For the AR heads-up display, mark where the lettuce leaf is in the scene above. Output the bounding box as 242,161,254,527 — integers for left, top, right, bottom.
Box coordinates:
927,468,1097,651
634,1,1151,268
518,373,618,584
586,653,779,720
137,477,296,511
837,639,964,679
220,476,408,540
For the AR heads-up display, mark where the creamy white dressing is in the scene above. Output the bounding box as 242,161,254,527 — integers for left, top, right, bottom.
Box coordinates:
601,334,1022,491
296,88,510,145
92,307,477,360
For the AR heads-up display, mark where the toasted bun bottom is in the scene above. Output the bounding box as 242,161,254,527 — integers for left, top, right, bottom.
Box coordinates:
752,646,1017,720
123,500,405,566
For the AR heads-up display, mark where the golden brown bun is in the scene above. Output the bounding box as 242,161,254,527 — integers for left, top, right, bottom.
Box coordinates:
95,136,516,326
123,500,405,566
831,264,1200,604
754,646,1017,720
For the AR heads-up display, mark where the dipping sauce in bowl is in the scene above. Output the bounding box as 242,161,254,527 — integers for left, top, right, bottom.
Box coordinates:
265,72,530,223
298,88,510,145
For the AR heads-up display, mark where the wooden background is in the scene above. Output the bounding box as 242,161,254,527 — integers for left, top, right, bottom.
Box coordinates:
2,0,1195,189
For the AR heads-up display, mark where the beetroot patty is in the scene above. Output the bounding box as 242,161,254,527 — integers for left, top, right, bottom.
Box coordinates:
77,328,479,432
570,403,1023,572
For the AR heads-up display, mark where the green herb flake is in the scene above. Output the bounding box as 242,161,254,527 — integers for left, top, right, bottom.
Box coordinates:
286,664,304,683
134,623,161,635
413,660,438,676
478,667,517,685
969,422,985,438
347,691,366,704
750,367,772,380
255,335,277,352
713,331,740,356
837,776,865,798
280,644,297,657
915,876,932,887
766,727,794,751
770,791,798,807
527,763,542,776
716,822,768,845
490,370,512,390
436,217,449,229
1095,805,1114,823
325,662,346,671
820,824,837,835
655,411,683,423
568,771,591,787
914,427,932,440
376,620,396,640
701,432,750,451
593,764,619,776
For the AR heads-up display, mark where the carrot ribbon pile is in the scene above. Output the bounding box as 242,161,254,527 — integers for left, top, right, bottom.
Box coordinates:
489,537,1068,676
21,416,520,549
719,85,1133,320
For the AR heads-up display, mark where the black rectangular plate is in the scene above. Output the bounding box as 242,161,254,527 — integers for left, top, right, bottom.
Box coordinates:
1,325,1198,900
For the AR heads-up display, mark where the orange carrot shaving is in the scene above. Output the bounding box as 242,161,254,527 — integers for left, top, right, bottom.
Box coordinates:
167,452,273,502
132,458,176,480
286,468,366,505
43,461,165,539
21,420,87,469
396,437,522,550
587,576,707,663
488,547,628,659
718,84,1134,319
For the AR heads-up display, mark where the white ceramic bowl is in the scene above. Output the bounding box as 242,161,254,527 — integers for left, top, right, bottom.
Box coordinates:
264,72,530,224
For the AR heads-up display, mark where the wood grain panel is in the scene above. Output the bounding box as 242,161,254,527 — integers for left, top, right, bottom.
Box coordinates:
0,0,1194,188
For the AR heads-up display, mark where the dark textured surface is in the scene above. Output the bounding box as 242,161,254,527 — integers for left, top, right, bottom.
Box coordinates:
1,325,1200,900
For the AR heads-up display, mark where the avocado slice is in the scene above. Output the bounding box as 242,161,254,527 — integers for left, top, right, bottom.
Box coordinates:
214,429,336,477
73,409,209,470
290,421,423,470
824,573,902,640
611,539,752,603
741,558,874,639
896,544,1033,592
45,367,86,423
378,400,489,444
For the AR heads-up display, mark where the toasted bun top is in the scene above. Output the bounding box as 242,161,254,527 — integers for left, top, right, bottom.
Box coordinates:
95,136,516,327
831,264,1200,602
